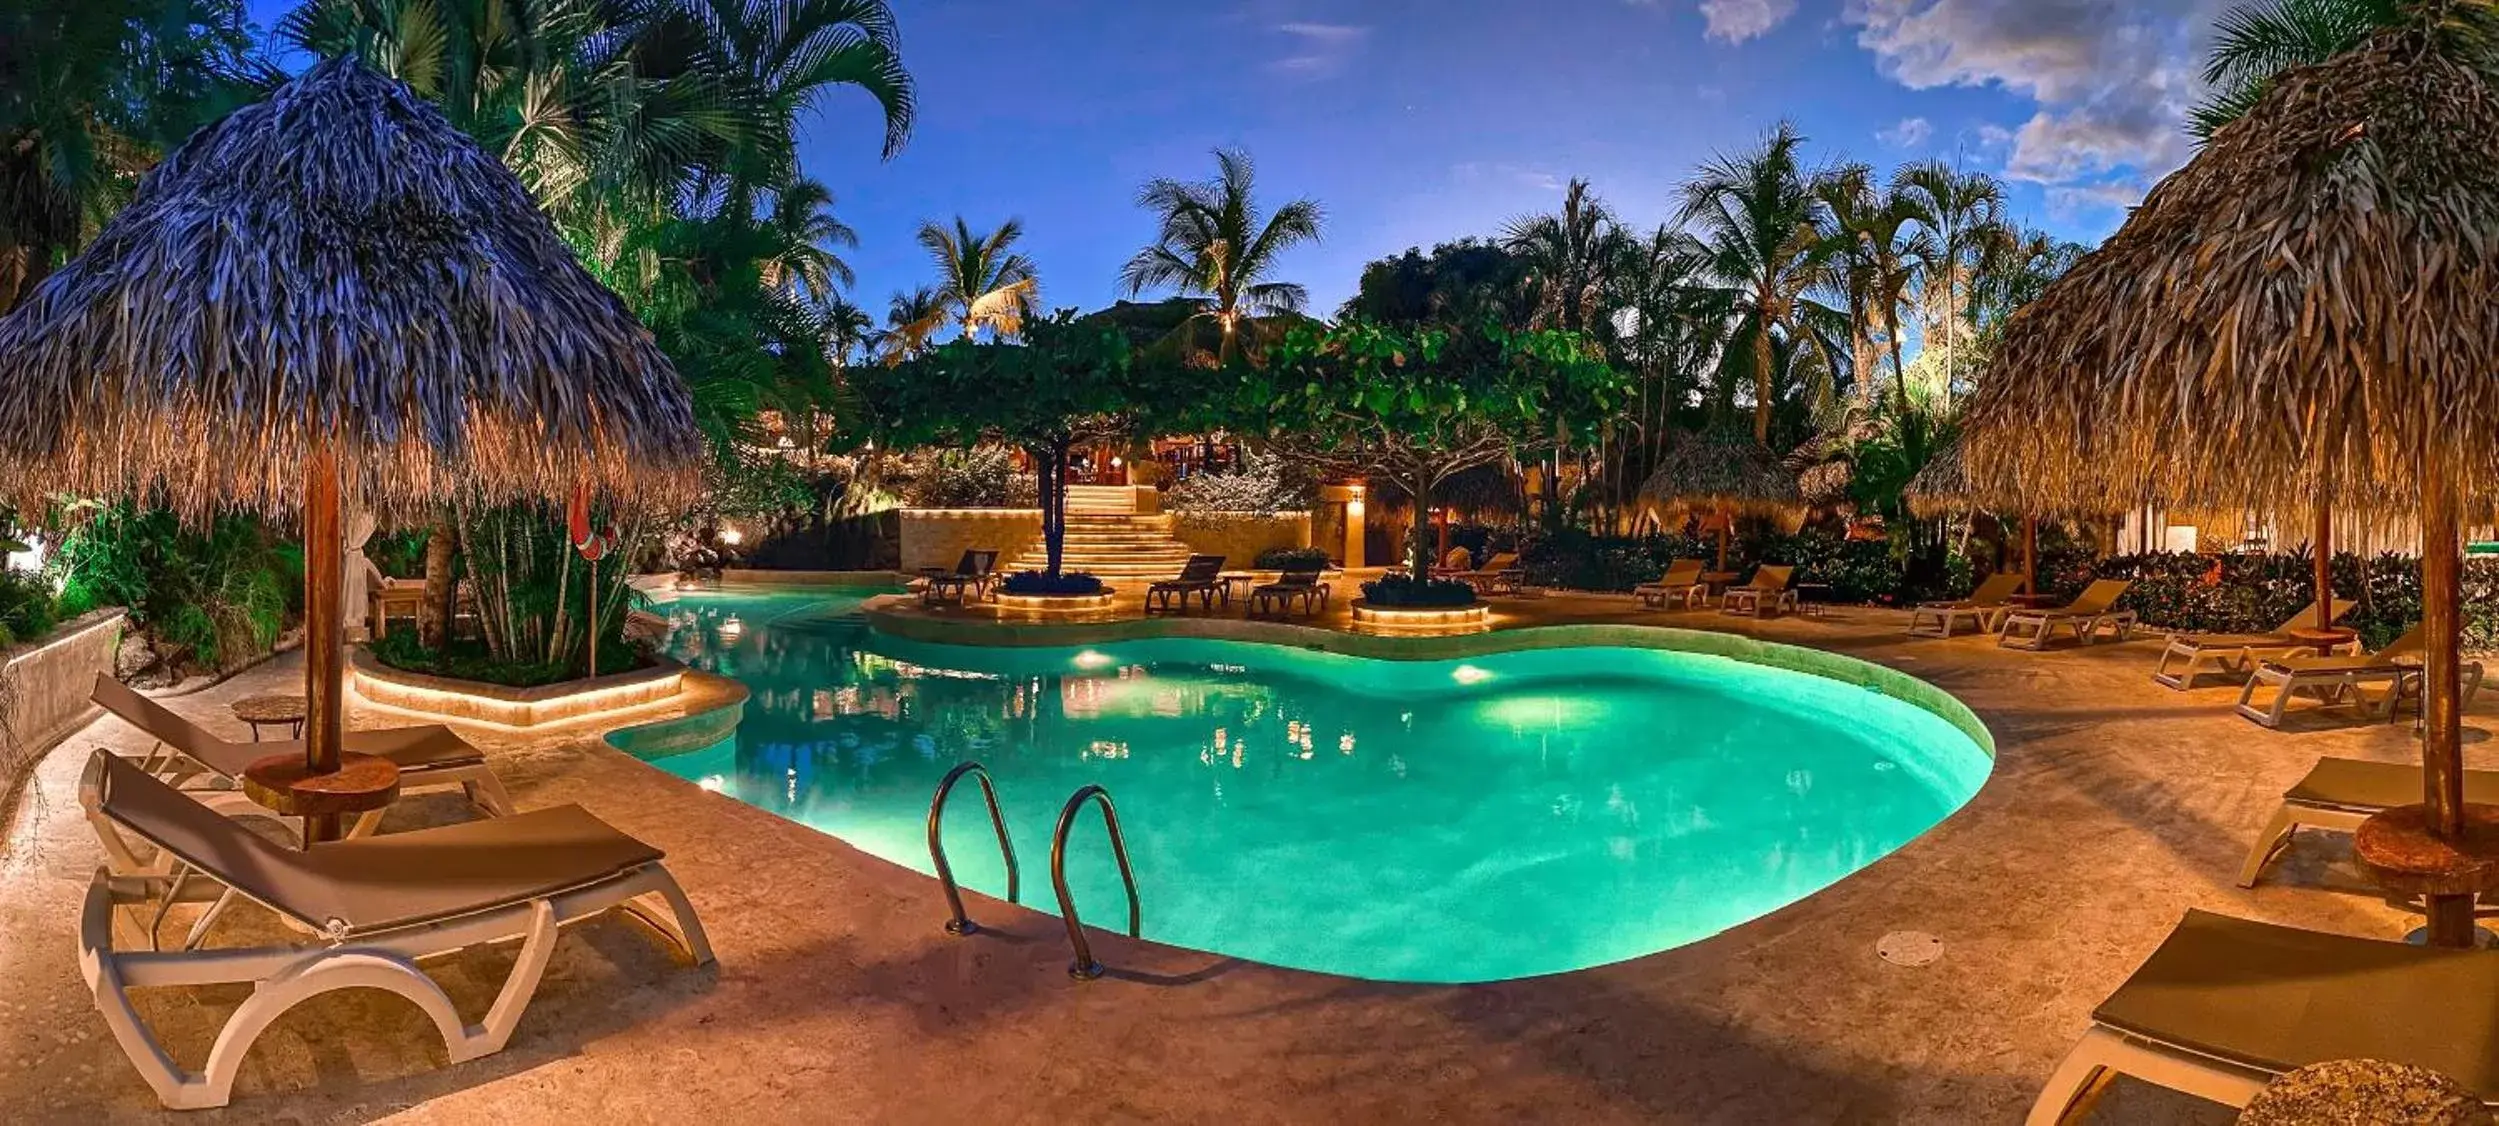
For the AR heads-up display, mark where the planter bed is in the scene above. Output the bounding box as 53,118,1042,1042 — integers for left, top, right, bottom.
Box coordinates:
350,647,687,729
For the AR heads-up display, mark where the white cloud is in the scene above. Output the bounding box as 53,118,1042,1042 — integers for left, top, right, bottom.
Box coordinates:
1842,0,2233,211
1878,116,1934,149
1452,162,1566,194
1698,0,1800,43
1272,22,1369,77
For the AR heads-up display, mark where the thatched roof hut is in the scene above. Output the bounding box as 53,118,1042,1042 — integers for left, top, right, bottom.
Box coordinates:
1961,3,2499,897
0,57,700,519
1961,6,2499,518
1636,425,1801,516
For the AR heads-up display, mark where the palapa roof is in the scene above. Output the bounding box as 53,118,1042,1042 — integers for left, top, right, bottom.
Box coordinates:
1636,424,1801,514
1961,4,2499,518
0,57,700,518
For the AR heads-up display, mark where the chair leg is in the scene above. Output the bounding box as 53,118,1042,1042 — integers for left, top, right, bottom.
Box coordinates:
2025,1029,2124,1126
2237,806,2302,887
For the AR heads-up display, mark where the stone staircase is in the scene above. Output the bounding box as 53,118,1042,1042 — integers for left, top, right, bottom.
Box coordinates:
1008,487,1197,582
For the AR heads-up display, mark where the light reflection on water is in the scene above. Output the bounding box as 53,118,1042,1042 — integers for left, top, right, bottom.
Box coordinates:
650,589,1990,983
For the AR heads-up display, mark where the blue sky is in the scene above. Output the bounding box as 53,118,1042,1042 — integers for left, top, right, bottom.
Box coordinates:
246,0,2235,318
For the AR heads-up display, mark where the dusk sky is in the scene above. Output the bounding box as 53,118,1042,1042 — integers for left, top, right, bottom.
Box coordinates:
248,0,2236,321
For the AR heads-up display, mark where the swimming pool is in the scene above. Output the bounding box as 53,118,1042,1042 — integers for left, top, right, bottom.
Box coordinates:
642,588,1992,983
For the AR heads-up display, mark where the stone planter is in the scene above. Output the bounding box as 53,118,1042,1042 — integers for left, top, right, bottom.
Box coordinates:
2,609,128,820
1349,599,1491,635
992,589,1121,618
349,647,688,729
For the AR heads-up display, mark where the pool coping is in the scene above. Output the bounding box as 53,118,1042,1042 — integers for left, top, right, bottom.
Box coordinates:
855,593,1995,759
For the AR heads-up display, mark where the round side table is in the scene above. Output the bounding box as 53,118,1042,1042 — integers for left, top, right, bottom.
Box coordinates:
2355,802,2499,948
243,751,400,846
2283,625,2358,656
231,693,309,741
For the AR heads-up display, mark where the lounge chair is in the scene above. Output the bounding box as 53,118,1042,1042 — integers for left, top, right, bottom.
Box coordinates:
91,675,511,841
1250,562,1330,617
2027,910,2499,1124
1635,559,1709,610
1146,554,1227,613
918,548,1000,605
2232,625,2468,728
2150,598,2358,689
1906,573,2027,639
2237,756,2499,887
1430,547,1474,578
1998,580,2137,650
76,751,710,1111
1721,565,1799,618
1450,551,1524,596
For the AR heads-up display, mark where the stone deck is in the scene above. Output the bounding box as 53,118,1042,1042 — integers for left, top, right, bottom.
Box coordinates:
0,595,2473,1124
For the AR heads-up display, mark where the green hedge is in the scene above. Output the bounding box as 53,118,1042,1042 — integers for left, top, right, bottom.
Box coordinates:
1521,527,1971,606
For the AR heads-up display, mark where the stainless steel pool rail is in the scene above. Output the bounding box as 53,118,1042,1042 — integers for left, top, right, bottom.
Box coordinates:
926,762,1020,936
1049,784,1141,981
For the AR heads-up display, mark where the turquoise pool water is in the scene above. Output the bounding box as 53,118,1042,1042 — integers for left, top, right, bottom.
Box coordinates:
646,588,1991,983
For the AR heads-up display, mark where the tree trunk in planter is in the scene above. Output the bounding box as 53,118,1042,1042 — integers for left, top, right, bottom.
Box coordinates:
419,523,455,649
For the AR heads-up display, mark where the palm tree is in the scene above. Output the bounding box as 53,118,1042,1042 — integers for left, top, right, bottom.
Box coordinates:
283,0,915,220
1,0,268,312
918,216,1040,341
759,177,856,301
1812,164,1886,411
2190,0,2404,137
1501,178,1625,338
1893,160,2007,406
1679,123,1838,444
820,293,876,366
1120,149,1323,364
1974,228,2087,332
879,285,947,362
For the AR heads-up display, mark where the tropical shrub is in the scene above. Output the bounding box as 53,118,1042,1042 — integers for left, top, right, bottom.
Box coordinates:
999,570,1105,596
901,446,1029,509
1359,573,1477,607
1255,546,1332,570
49,504,298,672
0,568,59,648
1163,450,1314,515
440,500,645,678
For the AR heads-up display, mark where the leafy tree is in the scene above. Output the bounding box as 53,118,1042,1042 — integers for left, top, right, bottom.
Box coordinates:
1120,148,1323,364
1237,321,1630,581
847,314,1183,583
918,216,1040,341
1339,239,1533,329
1680,122,1841,444
0,0,270,312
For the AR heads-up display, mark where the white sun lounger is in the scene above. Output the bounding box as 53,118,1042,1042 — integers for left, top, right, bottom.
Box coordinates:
77,751,712,1110
91,674,512,839
2028,910,2499,1124
1907,572,2027,639
2237,756,2499,887
2149,598,2356,689
1999,579,2137,650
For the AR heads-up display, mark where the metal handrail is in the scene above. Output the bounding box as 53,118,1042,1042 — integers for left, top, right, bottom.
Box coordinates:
1049,784,1140,981
926,762,1019,936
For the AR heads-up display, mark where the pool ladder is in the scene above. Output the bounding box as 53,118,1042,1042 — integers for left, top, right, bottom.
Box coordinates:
1050,784,1141,981
926,763,1019,936
924,768,1140,981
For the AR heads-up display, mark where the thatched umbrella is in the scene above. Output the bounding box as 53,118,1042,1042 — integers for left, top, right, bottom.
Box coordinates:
0,58,699,835
1637,424,1801,571
1908,437,2049,591
1964,4,2499,942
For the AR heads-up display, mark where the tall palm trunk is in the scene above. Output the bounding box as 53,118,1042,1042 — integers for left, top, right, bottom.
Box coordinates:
419,523,455,648
1751,316,1775,444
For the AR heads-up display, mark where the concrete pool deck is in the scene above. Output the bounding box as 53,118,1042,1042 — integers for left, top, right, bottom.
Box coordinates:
0,593,2468,1123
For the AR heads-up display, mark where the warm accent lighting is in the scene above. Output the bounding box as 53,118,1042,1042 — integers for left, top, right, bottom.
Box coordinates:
719,527,744,545
1452,664,1492,685
1073,649,1116,669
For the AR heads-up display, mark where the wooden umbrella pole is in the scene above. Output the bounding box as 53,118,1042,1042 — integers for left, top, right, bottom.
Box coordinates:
2422,453,2466,838
304,435,345,779
1716,507,1731,572
2022,514,2038,594
2315,499,2335,631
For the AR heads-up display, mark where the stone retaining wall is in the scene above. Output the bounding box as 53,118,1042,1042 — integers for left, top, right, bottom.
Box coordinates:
898,509,1042,574
1171,511,1311,569
1,610,127,828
